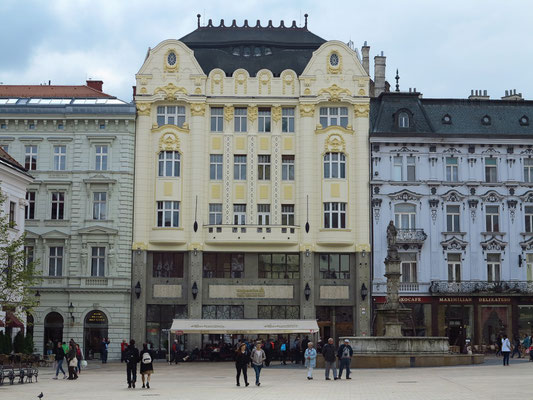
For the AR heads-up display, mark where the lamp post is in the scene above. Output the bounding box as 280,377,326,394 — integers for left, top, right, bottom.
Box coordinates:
134,281,141,299
192,282,199,300
304,283,311,301
360,283,368,301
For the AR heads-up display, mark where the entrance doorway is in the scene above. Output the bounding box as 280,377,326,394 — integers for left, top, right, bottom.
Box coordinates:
84,310,108,360
447,319,464,347
44,312,64,354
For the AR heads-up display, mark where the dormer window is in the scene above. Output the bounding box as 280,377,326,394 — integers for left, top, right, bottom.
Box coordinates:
167,52,177,66
243,47,251,57
520,115,529,126
232,47,240,56
264,48,272,56
329,53,339,67
481,115,491,125
398,112,410,128
253,47,261,57
442,114,452,124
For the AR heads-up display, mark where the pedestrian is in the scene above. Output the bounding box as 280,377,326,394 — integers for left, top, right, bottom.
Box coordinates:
125,339,140,388
62,341,69,356
100,338,108,363
501,334,511,366
250,341,266,386
511,335,521,358
121,340,127,363
322,338,338,380
235,343,250,387
75,343,83,375
522,334,531,358
53,342,67,380
67,343,78,380
304,342,317,380
140,343,153,389
337,339,353,380
46,339,54,356
280,340,287,365
172,339,179,364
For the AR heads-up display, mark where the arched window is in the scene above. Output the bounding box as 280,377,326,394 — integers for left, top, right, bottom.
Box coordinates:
158,151,180,177
398,112,410,128
394,203,416,229
323,152,346,179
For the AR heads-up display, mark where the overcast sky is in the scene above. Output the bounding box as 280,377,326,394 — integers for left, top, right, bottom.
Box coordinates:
1,0,532,101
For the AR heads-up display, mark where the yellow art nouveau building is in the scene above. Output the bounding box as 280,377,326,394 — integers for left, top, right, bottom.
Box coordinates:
131,17,374,349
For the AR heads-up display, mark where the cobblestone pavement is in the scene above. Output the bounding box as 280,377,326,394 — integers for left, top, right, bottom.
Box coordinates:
0,357,530,400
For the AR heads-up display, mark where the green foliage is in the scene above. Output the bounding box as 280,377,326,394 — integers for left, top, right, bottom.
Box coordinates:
23,334,34,354
13,331,24,353
4,331,12,354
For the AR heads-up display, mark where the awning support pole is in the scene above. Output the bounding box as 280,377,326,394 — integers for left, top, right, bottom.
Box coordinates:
168,330,171,365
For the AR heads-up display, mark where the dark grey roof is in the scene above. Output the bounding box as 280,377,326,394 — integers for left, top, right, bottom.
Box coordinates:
180,19,326,77
0,104,136,115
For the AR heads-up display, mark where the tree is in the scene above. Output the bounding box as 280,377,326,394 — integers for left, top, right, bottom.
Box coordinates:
23,334,34,355
13,331,24,353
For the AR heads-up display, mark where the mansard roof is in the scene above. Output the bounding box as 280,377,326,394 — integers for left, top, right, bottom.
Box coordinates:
0,146,30,176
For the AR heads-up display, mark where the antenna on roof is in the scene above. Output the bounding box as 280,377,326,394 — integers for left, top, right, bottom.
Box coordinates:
304,13,308,28
395,69,400,92
197,14,201,28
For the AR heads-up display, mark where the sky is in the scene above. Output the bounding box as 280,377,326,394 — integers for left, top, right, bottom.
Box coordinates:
1,0,532,102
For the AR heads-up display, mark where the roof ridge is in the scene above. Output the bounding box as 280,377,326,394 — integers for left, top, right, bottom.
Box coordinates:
198,16,310,30
0,146,28,174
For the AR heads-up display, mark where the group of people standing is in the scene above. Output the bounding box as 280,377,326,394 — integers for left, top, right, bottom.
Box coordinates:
500,333,533,366
53,339,83,380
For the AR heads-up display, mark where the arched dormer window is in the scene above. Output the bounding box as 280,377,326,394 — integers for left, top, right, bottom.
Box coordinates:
158,151,181,177
398,112,410,128
323,152,346,179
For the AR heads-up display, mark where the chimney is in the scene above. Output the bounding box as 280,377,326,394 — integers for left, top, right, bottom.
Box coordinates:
361,41,370,75
501,88,523,101
374,52,386,96
86,80,103,92
468,89,490,100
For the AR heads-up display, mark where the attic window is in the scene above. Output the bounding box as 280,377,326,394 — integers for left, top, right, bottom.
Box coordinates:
243,47,251,57
264,47,272,56
254,47,261,57
481,115,491,125
167,52,177,66
398,112,410,128
442,114,452,124
232,47,240,56
520,115,529,126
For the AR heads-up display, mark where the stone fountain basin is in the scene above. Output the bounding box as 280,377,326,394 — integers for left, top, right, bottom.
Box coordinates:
341,336,450,354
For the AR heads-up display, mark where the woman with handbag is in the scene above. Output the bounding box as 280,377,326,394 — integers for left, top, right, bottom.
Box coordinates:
140,343,153,389
67,343,78,380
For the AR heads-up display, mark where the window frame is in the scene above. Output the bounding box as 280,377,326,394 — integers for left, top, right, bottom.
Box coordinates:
25,191,36,220
446,157,459,182
24,145,38,171
282,155,295,181
447,253,461,283
156,105,186,127
208,203,222,225
90,247,106,277
319,253,350,279
258,108,271,133
282,108,295,133
257,204,271,225
487,253,501,282
210,107,224,132
202,253,244,279
394,203,416,229
525,158,533,183
525,205,533,233
234,107,247,132
258,155,271,180
281,204,295,226
485,205,500,232
485,157,498,183
209,154,223,180
152,252,184,278
233,204,246,225
93,192,107,220
323,202,346,229
446,205,461,232
258,253,300,279
48,246,63,277
53,145,66,171
50,192,65,220
319,107,348,128
158,151,181,177
95,145,108,171
233,155,247,180
156,200,180,228
323,152,346,179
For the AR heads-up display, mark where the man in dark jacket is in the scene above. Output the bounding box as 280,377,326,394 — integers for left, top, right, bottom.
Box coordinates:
53,342,66,379
321,338,338,380
125,339,140,388
337,339,353,379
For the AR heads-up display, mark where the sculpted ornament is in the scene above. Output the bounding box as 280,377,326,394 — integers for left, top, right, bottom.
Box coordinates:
159,132,180,152
299,104,315,117
154,83,187,100
318,84,351,102
258,71,272,95
354,103,370,118
190,103,206,116
281,71,295,95
272,105,282,123
248,106,258,123
136,102,151,116
224,106,234,122
324,134,346,153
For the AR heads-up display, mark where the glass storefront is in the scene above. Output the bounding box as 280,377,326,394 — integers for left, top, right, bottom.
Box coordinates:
437,305,473,347
518,305,533,337
146,304,187,351
480,306,509,345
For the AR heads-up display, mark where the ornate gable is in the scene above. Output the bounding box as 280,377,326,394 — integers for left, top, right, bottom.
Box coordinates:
440,236,468,251
480,236,507,251
388,189,422,202
520,191,533,203
442,189,466,202
480,190,504,203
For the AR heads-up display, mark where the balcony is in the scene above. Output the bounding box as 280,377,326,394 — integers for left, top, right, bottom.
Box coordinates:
204,224,299,245
396,229,427,249
373,281,431,293
430,280,533,295
399,282,419,292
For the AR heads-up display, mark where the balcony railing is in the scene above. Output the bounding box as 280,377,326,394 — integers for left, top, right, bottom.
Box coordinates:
396,229,427,249
399,282,419,292
430,280,533,295
204,224,299,244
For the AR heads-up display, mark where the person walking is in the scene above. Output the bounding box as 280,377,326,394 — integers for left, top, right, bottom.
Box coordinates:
337,339,353,380
501,334,511,366
511,335,522,358
280,340,288,365
126,339,140,388
46,339,54,356
75,343,83,375
121,340,127,363
235,343,250,387
251,341,266,386
140,343,153,389
322,338,338,380
304,342,317,380
53,342,67,380
100,338,109,364
522,334,531,358
172,339,179,364
67,343,78,380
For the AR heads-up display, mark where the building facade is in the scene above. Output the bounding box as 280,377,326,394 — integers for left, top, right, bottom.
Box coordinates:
0,82,136,359
371,90,533,347
132,18,376,350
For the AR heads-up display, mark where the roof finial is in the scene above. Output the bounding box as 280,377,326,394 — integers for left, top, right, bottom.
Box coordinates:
304,13,308,28
395,69,400,92
197,14,201,28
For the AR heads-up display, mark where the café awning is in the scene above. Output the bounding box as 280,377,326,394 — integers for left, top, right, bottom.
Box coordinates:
169,319,319,335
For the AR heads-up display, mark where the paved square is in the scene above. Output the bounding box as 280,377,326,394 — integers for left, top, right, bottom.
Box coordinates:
0,357,530,400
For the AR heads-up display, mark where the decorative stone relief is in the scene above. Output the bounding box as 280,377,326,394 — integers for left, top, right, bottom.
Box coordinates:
480,237,507,251
224,135,232,223
391,146,419,153
372,198,382,222
507,199,517,222
248,106,258,123
429,198,440,223
273,135,281,224
154,83,187,100
272,106,282,123
440,236,468,251
158,132,180,152
481,190,504,203
299,105,315,117
354,104,370,118
442,190,465,203
211,71,224,94
281,71,295,95
234,71,248,94
317,84,351,102
468,199,478,220
190,103,206,117
224,105,234,123
388,189,422,202
136,102,151,116
324,134,346,153
258,71,272,95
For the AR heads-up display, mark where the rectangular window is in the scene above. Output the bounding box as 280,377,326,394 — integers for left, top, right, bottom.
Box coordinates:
526,206,533,233
323,152,346,179
319,253,350,279
447,253,461,282
210,107,224,132
49,247,63,276
282,155,295,181
525,158,533,183
485,205,499,232
258,305,300,319
152,252,184,278
202,253,244,278
8,201,15,228
257,204,270,225
527,254,533,282
258,253,300,279
324,202,346,229
234,107,247,132
406,156,416,181
446,157,459,182
210,154,223,180
394,204,416,229
156,105,186,127
446,205,460,232
156,201,180,227
258,155,271,180
485,158,497,183
91,247,106,277
53,145,66,171
233,155,247,180
393,156,403,181
93,192,107,220
25,145,37,171
282,108,295,133
319,107,348,128
25,191,36,220
281,205,295,225
95,145,108,171
24,246,34,268
487,253,501,282
258,108,271,132
209,203,222,225
233,204,246,225
400,253,417,283
158,151,181,177
202,304,244,319
51,192,65,220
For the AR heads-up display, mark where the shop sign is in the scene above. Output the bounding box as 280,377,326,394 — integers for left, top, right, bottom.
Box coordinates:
373,296,431,304
438,297,472,303
87,311,107,324
479,297,511,304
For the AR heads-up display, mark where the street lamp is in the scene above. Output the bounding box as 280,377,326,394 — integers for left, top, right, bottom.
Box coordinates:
68,302,75,323
360,283,368,301
134,281,141,299
192,282,199,300
304,283,311,301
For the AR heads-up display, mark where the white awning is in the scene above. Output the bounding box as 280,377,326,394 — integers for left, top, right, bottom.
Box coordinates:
169,319,319,335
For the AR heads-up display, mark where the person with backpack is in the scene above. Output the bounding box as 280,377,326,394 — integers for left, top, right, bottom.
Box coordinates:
235,343,250,387
322,338,338,380
126,339,140,388
140,343,153,389
53,342,67,380
251,341,266,386
337,339,353,379
304,342,317,380
280,340,287,365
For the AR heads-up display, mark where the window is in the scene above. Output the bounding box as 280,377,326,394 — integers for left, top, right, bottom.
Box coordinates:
282,108,295,133
257,204,270,225
323,152,346,179
209,203,222,225
152,252,184,278
394,203,416,229
233,155,247,180
446,157,459,182
281,205,295,225
209,154,223,180
324,202,346,229
146,305,187,350
93,192,107,220
487,254,501,282
398,112,410,128
319,253,350,279
527,254,533,282
99,124,105,130
446,205,460,232
25,145,37,171
202,305,244,319
282,155,295,181
258,155,271,180
319,107,348,128
24,246,34,268
258,305,300,319
8,201,15,228
156,201,180,227
51,192,65,220
58,123,64,130
233,204,246,225
49,247,63,276
526,206,533,233
393,156,403,181
258,253,300,279
258,108,271,132
91,247,106,277
25,191,35,219
156,105,186,127
158,151,181,177
53,145,66,171
525,158,533,183
485,205,499,232
202,253,244,278
392,156,416,181
447,253,461,283
95,145,108,171
234,107,247,132
0,144,8,152
401,253,417,283
210,107,223,132
485,158,497,183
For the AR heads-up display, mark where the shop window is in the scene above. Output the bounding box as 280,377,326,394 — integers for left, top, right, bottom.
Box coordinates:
202,253,244,278
202,305,243,319
146,305,187,351
152,252,184,278
319,253,350,279
258,305,300,319
258,253,300,279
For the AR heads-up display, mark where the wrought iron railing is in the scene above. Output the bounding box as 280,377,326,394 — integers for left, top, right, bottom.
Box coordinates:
396,229,427,243
430,280,533,294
